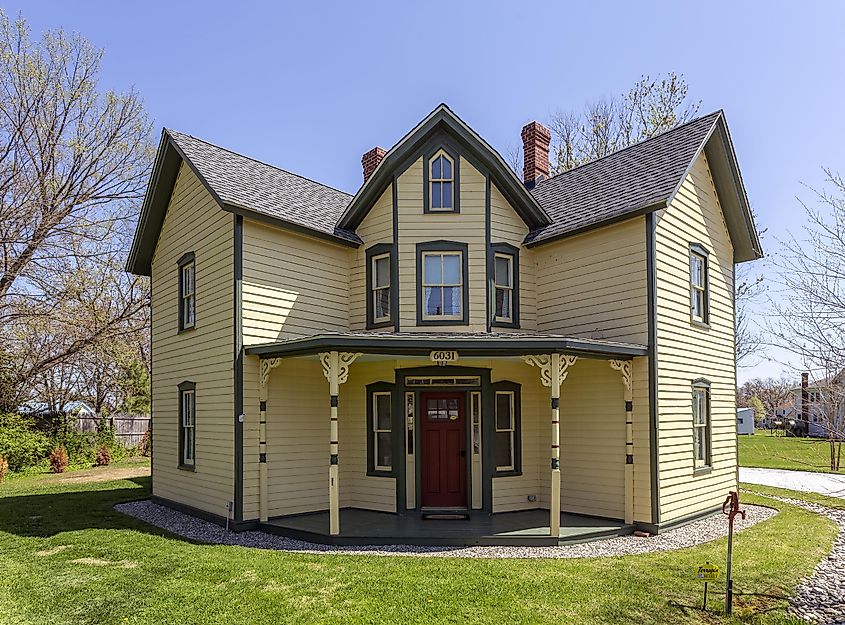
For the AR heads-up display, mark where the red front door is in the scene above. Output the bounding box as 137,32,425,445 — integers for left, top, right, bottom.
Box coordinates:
420,392,467,508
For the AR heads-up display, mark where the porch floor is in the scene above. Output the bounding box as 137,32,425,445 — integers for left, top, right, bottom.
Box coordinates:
261,508,634,546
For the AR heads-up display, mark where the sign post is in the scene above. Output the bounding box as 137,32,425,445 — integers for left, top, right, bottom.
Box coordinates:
722,490,746,615
695,562,720,610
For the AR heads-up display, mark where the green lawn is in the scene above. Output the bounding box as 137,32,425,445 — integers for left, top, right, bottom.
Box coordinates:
739,431,844,474
0,470,838,625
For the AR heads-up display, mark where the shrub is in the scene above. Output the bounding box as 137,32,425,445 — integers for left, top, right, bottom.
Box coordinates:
0,413,51,471
49,446,69,473
95,445,111,466
138,429,151,457
0,456,8,483
53,428,96,466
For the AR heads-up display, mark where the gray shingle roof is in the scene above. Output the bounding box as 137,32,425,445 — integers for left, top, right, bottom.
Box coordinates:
524,111,722,245
166,130,360,244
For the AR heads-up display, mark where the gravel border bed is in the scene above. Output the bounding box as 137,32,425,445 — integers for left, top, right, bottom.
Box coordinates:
115,499,775,559
743,493,845,625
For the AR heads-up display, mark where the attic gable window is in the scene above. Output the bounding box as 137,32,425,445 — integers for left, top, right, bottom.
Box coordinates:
429,151,454,212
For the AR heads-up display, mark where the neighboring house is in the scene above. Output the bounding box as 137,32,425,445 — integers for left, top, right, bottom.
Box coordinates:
736,407,755,435
126,104,762,544
19,400,96,418
792,372,845,438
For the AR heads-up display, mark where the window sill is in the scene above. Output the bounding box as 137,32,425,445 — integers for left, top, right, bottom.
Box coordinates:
418,318,468,326
366,320,393,331
366,470,395,478
177,325,196,335
423,207,460,215
491,319,519,329
493,470,522,478
178,463,196,472
693,466,712,476
690,318,710,331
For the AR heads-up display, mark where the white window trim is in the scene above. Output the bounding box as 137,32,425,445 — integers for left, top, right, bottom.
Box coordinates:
692,387,710,469
421,250,464,321
690,251,707,323
429,150,454,212
495,390,515,471
373,391,392,472
371,253,391,323
494,253,514,322
181,389,195,466
181,261,196,329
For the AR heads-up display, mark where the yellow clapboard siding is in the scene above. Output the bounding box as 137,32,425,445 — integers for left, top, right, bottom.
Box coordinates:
654,152,737,523
535,217,648,344
150,162,234,517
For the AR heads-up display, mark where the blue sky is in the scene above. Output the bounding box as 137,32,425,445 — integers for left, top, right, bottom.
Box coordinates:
14,1,845,383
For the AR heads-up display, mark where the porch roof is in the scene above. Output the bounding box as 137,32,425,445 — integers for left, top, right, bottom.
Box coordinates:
244,331,648,359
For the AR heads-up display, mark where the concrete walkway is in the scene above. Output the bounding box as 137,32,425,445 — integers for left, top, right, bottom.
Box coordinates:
740,467,845,498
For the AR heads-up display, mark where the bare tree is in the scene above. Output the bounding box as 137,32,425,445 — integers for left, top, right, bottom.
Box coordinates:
740,376,794,421
0,12,152,397
770,169,845,468
548,72,701,174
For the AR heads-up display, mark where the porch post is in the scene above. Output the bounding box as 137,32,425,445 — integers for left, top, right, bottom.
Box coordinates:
258,358,282,523
319,351,361,536
523,354,577,537
610,360,634,525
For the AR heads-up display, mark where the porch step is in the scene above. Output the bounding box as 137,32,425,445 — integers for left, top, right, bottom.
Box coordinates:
421,509,470,520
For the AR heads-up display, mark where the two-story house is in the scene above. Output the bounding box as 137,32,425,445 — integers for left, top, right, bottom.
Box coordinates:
127,104,762,545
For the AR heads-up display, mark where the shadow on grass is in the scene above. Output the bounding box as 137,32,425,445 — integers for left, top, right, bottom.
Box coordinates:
0,476,183,541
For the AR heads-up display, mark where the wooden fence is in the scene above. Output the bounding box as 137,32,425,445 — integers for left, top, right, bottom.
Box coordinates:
76,413,150,448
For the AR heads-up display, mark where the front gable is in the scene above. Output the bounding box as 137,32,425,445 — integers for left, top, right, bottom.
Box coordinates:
339,104,550,233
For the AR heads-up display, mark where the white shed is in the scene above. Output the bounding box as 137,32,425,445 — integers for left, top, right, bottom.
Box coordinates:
737,407,755,435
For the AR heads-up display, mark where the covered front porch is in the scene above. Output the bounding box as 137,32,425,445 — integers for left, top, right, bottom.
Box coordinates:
262,508,633,546
244,332,650,544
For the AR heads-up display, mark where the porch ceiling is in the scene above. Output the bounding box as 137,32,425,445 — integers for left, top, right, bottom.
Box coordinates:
244,331,647,360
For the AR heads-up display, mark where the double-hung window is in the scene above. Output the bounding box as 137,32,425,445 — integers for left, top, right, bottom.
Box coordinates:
692,380,711,471
178,252,196,331
366,382,394,476
372,253,391,323
495,391,515,471
421,250,464,321
429,151,454,211
178,381,196,469
689,245,708,324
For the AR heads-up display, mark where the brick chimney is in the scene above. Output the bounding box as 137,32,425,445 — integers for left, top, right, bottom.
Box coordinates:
361,147,386,183
801,372,809,435
521,121,551,188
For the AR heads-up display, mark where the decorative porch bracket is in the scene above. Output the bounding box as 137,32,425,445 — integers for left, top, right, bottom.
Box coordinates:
523,354,577,536
609,360,634,525
258,357,283,522
319,351,362,535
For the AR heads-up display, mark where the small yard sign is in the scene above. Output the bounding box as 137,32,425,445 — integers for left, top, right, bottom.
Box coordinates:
696,563,720,581
430,350,459,365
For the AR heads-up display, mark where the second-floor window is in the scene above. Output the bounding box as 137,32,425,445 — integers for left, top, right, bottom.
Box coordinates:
178,252,195,332
372,253,391,323
422,251,463,320
689,244,708,324
494,253,513,322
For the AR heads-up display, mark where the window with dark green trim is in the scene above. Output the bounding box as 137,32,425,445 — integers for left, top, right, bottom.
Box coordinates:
423,146,460,214
177,251,196,332
365,243,396,329
489,243,520,328
178,381,196,470
689,243,709,325
492,380,521,476
692,378,712,471
366,381,395,476
416,241,469,325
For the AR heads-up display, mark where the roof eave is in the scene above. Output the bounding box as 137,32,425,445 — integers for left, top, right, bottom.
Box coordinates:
222,202,361,248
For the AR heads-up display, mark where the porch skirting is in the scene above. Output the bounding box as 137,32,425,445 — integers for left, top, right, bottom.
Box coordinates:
260,508,634,546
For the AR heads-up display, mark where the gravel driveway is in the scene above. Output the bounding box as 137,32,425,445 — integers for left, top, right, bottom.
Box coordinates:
740,467,845,498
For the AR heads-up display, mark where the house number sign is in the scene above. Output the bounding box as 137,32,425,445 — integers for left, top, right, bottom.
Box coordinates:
430,350,459,365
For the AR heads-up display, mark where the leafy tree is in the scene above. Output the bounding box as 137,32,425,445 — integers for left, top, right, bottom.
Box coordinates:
747,396,766,426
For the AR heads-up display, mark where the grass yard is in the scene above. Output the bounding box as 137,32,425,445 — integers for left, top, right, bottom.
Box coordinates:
0,470,838,625
739,431,844,474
